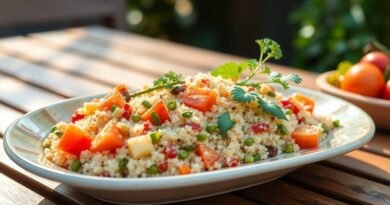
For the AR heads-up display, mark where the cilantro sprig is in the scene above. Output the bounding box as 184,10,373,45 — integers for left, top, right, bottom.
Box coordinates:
211,38,302,121
131,71,184,97
232,86,287,120
211,38,302,90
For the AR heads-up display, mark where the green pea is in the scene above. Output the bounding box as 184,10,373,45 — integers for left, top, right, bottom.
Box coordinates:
150,132,161,143
118,157,129,175
167,101,177,110
179,150,189,159
50,126,57,133
285,109,293,115
184,144,197,152
333,119,340,128
111,105,118,112
196,133,208,141
206,124,217,133
182,112,193,118
55,131,64,138
267,91,276,97
277,124,287,135
283,143,294,153
244,155,254,164
322,124,329,135
70,159,81,172
142,100,152,109
244,137,254,146
147,165,158,175
253,153,261,162
151,112,161,125
131,114,141,123
43,144,51,149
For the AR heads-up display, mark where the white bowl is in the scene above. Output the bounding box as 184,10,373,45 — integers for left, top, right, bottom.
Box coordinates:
316,71,390,131
3,87,375,204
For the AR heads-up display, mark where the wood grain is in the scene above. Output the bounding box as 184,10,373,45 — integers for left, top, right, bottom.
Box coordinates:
0,73,62,112
238,180,346,205
0,37,155,88
0,104,22,134
286,164,390,205
0,52,110,97
0,173,53,205
325,150,390,185
30,31,201,76
181,193,257,205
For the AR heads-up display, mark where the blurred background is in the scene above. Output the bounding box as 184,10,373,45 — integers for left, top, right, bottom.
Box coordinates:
1,0,388,73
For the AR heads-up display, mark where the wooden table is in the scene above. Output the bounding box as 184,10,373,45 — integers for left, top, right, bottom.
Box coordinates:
0,26,389,205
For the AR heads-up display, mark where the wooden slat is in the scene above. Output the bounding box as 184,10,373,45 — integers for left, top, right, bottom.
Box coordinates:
0,74,62,112
0,173,55,205
0,37,155,88
0,104,22,134
362,133,390,157
0,52,110,97
286,164,390,205
63,26,320,89
68,26,241,69
30,31,202,76
0,140,109,205
181,194,257,205
325,150,390,185
238,180,346,205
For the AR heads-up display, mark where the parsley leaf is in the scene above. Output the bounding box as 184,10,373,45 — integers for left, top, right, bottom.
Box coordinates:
231,86,258,103
268,72,302,90
131,71,184,97
217,112,236,137
230,86,288,120
153,71,183,88
257,98,287,121
211,61,248,81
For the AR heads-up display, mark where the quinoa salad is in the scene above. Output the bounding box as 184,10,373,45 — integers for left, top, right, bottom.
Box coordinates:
42,38,339,178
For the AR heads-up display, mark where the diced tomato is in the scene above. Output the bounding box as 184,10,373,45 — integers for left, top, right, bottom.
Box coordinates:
141,100,170,125
71,112,85,123
280,98,300,115
188,123,202,132
248,87,255,92
182,88,217,112
158,161,168,173
251,123,270,134
99,88,126,111
122,104,132,120
163,145,177,159
57,124,92,156
91,122,124,152
226,157,240,167
199,79,210,87
142,122,151,134
196,144,219,168
115,84,131,101
292,93,315,113
291,125,321,149
178,164,191,175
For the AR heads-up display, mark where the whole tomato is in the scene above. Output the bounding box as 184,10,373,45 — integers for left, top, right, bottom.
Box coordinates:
383,81,390,100
360,51,390,73
341,63,385,97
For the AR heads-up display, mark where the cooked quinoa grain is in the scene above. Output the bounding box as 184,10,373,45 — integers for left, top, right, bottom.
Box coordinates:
42,73,334,178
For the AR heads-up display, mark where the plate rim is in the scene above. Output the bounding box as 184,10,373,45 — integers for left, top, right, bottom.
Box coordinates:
3,86,375,190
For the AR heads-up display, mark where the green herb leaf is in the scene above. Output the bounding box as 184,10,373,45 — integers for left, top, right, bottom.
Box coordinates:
154,71,183,88
268,72,302,90
131,71,184,97
257,98,287,121
217,112,235,136
255,38,283,60
231,86,258,103
211,61,248,81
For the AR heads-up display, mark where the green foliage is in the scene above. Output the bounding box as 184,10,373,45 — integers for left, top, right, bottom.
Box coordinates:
217,112,235,136
231,86,288,121
290,0,390,72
